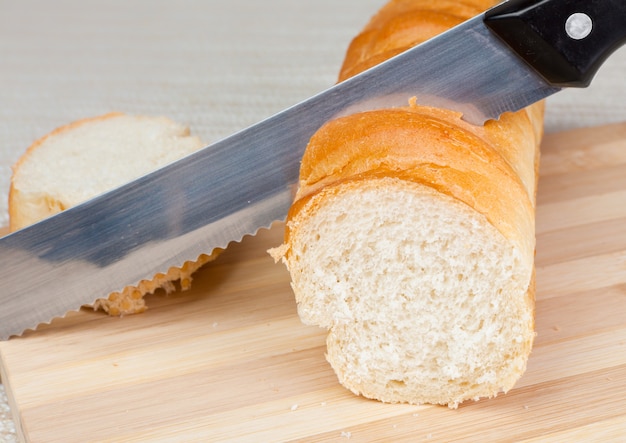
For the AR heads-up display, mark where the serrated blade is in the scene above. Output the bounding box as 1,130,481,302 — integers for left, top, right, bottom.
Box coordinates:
0,11,561,340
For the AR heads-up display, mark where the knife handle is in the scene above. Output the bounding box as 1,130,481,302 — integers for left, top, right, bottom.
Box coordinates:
484,0,626,87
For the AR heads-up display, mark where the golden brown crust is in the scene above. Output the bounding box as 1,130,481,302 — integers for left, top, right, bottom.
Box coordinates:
284,0,544,265
286,102,543,266
338,0,498,81
96,251,220,316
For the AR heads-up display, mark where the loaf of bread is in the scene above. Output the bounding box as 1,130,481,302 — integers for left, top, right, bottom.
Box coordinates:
9,113,219,315
271,0,544,407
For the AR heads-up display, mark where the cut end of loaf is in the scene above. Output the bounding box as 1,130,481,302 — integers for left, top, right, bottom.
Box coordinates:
277,178,535,407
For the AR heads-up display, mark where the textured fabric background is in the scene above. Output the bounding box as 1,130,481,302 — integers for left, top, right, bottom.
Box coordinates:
2,1,626,439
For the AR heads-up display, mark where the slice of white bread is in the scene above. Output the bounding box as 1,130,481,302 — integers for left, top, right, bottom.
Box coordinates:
9,112,219,315
270,0,543,407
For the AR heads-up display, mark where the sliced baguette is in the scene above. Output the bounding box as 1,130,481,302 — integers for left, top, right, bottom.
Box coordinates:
271,0,543,407
9,113,219,315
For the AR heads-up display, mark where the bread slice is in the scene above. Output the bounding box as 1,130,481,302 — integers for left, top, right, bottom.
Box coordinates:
9,113,219,315
270,0,543,407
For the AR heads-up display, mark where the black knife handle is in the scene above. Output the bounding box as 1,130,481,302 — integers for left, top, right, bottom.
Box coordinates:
484,0,626,87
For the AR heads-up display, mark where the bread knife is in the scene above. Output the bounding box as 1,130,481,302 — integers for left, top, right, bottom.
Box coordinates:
1,0,625,340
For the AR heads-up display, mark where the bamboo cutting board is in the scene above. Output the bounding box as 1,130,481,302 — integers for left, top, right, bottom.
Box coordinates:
1,122,626,442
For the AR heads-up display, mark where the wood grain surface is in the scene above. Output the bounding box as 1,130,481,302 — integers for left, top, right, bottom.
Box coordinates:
1,122,626,442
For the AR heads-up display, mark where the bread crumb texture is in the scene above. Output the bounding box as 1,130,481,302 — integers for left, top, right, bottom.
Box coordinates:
9,113,219,315
271,0,541,407
277,180,535,407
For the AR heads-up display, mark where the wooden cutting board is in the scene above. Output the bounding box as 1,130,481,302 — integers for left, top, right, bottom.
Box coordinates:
2,122,626,442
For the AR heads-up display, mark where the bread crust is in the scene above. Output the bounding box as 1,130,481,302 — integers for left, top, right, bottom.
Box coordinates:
287,102,541,264
338,0,500,81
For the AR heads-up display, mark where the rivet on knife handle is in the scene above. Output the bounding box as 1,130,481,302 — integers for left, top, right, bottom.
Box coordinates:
484,0,626,87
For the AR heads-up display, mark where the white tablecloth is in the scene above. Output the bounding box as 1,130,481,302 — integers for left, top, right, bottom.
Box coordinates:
2,1,626,440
